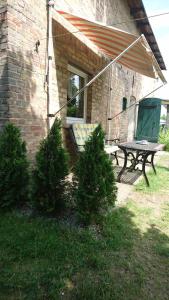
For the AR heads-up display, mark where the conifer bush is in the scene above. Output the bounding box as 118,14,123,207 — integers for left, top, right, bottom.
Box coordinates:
75,124,117,224
159,128,169,151
32,118,69,213
0,123,29,209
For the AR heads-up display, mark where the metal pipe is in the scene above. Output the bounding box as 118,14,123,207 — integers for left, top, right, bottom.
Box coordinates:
49,35,143,117
107,68,113,142
47,0,55,129
108,83,165,121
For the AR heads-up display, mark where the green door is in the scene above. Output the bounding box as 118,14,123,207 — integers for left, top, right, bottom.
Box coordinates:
136,98,161,142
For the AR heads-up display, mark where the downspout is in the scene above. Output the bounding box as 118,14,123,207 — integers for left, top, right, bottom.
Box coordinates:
107,68,113,143
47,0,55,131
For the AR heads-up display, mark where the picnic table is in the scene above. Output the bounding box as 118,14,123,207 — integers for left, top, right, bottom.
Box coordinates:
117,141,164,186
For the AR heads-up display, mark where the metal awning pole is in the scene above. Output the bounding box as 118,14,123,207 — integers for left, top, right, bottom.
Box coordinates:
49,35,143,117
108,83,165,121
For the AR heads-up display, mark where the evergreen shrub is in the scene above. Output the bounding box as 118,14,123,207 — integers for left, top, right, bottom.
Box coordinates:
32,118,69,213
0,123,29,209
75,124,117,224
159,128,169,151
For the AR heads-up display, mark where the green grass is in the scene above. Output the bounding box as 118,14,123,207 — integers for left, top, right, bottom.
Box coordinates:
135,165,169,193
0,155,169,299
0,202,169,299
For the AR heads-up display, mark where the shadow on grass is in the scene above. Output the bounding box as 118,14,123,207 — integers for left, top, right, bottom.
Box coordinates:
0,206,168,300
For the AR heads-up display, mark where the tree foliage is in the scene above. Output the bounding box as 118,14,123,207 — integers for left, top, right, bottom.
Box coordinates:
159,128,169,151
75,124,117,224
32,118,69,213
0,123,29,209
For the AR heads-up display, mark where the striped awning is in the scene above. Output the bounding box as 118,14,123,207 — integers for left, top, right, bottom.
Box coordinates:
57,10,166,83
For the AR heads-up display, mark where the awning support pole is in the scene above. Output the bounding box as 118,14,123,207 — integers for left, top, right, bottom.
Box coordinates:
108,83,165,121
48,35,143,117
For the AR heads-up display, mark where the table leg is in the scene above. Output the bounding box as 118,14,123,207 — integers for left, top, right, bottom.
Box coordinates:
151,153,156,174
117,148,127,182
142,152,151,187
114,151,119,165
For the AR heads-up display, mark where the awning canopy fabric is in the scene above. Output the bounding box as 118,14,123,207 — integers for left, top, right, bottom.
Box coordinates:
56,10,166,83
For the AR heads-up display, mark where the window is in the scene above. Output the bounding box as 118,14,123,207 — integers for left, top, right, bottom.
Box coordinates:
67,65,88,124
122,97,127,111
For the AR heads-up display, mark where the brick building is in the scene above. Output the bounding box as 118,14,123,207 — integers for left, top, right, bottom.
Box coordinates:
0,0,166,158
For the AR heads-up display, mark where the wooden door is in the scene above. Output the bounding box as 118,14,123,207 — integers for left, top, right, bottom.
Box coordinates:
136,98,161,142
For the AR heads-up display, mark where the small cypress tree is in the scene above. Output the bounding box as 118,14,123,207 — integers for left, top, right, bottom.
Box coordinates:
32,118,69,213
75,124,117,224
0,123,29,209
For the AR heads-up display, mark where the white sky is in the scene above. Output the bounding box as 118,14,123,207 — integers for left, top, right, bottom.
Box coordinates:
143,0,169,104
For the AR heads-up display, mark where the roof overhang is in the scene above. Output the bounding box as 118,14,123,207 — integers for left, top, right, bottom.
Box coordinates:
127,0,166,70
54,10,166,83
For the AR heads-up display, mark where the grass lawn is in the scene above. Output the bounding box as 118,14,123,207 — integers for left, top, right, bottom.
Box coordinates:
136,154,169,194
0,155,169,299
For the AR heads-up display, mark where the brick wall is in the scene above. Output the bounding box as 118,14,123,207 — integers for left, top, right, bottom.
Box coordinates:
0,0,8,130
0,0,156,157
4,0,48,158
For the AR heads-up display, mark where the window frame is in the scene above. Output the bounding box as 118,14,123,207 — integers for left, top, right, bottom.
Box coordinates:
66,64,88,124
